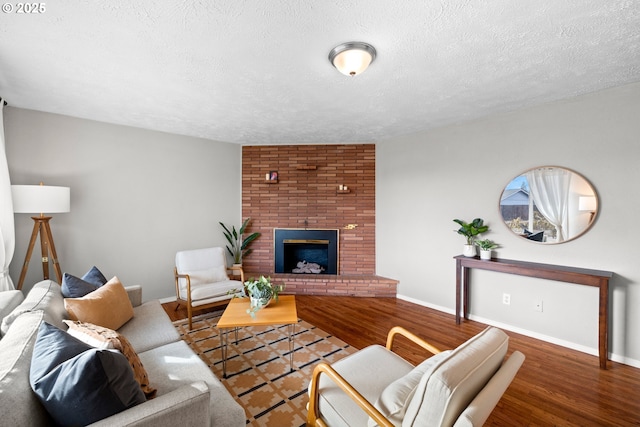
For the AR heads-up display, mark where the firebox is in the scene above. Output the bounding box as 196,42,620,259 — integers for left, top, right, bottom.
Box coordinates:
274,229,339,274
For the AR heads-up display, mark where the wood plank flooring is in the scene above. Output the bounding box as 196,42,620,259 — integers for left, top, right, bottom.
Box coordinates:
163,296,640,426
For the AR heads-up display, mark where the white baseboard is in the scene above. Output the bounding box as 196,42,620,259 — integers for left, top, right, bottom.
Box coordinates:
159,295,177,304
396,293,640,369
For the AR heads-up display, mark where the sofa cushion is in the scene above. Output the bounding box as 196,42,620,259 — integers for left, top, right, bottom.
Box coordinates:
118,299,180,353
61,265,108,298
64,320,156,398
0,311,52,426
0,290,24,336
139,340,245,427
1,280,67,335
403,327,509,427
369,350,452,426
64,276,134,330
30,322,146,426
185,266,229,286
314,344,414,427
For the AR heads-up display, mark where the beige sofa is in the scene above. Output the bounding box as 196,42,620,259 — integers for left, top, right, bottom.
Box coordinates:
0,280,245,426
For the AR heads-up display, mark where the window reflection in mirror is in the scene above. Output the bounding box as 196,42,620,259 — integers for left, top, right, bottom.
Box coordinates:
499,167,598,244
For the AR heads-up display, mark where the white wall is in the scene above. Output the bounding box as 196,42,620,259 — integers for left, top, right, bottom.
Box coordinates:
5,108,242,301
377,81,640,366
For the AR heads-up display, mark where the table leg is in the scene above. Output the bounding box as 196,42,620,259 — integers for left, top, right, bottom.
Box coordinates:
220,328,228,378
599,279,609,369
288,323,295,372
456,259,462,324
462,266,470,321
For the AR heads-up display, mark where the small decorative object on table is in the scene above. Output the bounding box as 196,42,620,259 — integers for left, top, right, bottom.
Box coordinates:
244,276,285,316
475,239,499,260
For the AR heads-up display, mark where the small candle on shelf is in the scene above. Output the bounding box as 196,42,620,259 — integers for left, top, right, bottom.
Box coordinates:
265,173,270,180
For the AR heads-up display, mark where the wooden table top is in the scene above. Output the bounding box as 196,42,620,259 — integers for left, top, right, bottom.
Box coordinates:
217,295,298,328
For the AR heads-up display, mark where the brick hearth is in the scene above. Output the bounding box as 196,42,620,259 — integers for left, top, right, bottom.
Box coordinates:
241,144,398,297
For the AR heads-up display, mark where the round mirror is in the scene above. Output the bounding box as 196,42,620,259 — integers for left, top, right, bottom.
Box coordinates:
499,166,598,244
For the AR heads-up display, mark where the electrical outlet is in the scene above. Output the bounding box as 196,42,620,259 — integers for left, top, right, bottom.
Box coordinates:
534,300,543,312
502,293,510,305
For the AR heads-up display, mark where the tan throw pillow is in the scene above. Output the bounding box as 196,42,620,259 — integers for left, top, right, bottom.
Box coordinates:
63,320,156,399
64,277,134,330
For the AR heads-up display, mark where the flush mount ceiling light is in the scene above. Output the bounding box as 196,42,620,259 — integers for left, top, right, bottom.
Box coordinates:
328,42,377,76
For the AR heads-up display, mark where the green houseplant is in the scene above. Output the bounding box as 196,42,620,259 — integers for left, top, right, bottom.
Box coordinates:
453,218,489,257
219,218,261,265
475,239,499,260
244,276,285,316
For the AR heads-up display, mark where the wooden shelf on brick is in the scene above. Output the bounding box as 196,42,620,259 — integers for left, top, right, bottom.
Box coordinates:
265,179,278,184
296,165,317,170
336,189,351,194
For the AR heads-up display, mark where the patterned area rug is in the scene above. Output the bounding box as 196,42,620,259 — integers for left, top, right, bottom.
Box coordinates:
173,311,357,426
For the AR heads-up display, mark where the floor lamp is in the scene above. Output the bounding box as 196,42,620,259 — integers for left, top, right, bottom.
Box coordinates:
12,184,70,290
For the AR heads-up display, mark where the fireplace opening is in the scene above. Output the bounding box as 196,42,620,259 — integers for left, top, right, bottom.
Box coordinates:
274,229,338,274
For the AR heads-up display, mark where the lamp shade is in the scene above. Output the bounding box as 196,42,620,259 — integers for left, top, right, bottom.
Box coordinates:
329,42,376,76
578,196,597,212
11,185,70,214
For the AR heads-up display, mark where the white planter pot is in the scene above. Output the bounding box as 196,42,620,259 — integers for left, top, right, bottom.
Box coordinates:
480,249,492,260
463,245,476,257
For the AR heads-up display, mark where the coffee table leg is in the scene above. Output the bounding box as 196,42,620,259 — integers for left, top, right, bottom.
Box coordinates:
220,328,228,378
288,323,295,372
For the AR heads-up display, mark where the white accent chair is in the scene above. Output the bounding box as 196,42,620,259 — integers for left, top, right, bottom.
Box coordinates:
307,326,524,427
174,247,245,330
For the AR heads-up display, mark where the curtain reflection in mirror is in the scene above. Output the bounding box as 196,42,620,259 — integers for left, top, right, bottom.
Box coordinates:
525,168,570,242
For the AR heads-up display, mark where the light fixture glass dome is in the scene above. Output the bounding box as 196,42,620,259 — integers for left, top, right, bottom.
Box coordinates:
329,42,377,76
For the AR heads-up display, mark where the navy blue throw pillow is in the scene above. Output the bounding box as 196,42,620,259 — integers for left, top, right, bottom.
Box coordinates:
29,322,146,426
61,266,108,298
82,266,108,286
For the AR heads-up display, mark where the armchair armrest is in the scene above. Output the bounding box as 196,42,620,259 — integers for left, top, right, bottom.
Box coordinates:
228,265,245,282
307,362,394,427
125,285,142,307
385,326,442,355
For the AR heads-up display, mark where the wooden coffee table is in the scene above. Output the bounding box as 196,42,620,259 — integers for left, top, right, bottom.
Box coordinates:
216,295,298,378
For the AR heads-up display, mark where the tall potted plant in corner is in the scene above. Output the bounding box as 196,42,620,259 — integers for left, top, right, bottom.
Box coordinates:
453,218,489,257
219,217,261,266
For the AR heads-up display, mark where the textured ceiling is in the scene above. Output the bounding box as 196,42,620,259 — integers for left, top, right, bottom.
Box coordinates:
1,1,639,145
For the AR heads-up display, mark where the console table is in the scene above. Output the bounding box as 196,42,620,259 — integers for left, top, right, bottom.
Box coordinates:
454,255,613,369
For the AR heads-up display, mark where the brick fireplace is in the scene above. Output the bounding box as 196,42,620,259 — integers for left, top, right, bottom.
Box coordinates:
241,144,397,297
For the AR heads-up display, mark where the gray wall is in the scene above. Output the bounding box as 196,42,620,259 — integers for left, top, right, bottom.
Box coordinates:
5,108,241,301
4,81,639,366
377,81,640,366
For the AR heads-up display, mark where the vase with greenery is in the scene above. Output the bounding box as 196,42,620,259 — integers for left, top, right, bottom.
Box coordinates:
475,239,499,260
219,217,261,265
244,276,285,316
453,218,489,257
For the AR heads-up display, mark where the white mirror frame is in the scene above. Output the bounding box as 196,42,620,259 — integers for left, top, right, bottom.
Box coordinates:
499,166,598,244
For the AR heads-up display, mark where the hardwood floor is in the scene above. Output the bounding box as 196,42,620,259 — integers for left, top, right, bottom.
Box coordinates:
163,296,640,426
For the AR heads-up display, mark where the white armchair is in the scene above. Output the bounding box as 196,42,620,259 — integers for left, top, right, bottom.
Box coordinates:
307,326,524,427
174,247,245,330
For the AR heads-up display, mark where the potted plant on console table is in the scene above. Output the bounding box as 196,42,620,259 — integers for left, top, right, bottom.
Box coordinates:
453,218,489,257
475,239,499,260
